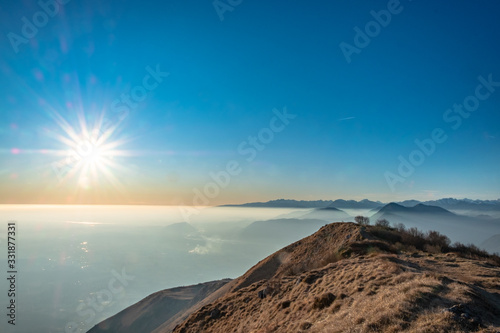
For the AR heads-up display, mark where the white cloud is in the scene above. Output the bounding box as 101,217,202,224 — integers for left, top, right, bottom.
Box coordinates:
337,116,355,121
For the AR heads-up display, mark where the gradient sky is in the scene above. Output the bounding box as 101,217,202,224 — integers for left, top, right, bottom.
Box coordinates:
1,0,499,205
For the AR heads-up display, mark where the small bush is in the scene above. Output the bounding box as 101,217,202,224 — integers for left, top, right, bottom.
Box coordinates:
451,242,500,266
320,250,344,266
384,223,500,266
280,300,291,309
312,292,336,310
404,244,418,253
424,244,442,254
346,240,397,256
452,242,488,258
370,227,401,244
300,322,312,330
400,227,426,250
425,230,450,250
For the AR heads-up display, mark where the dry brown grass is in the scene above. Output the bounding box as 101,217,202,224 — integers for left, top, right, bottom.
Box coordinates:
171,223,500,333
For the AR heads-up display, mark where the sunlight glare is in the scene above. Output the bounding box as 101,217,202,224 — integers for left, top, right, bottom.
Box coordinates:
49,110,132,192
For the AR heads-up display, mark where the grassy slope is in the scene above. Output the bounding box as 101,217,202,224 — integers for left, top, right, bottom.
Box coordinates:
172,223,500,333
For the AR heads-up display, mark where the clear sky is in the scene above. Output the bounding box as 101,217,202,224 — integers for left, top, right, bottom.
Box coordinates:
0,0,499,205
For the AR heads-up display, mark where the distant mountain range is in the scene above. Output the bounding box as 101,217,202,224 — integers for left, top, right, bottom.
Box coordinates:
328,199,383,209
221,199,383,209
223,199,499,246
222,198,500,211
221,199,335,208
420,198,500,211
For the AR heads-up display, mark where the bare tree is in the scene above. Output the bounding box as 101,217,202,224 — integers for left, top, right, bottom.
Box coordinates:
375,218,390,228
354,215,370,225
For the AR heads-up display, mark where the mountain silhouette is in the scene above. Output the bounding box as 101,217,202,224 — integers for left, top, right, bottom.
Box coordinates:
374,203,455,216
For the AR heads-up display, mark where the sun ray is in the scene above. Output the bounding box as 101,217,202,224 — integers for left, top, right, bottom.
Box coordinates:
44,108,136,198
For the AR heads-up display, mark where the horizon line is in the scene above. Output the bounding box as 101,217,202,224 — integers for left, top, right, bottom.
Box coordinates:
0,196,498,207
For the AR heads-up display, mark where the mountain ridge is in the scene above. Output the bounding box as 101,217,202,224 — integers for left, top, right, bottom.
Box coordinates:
90,222,500,333
220,198,500,211
172,223,500,333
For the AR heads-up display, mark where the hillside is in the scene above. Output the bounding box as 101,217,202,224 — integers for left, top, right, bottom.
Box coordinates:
172,223,500,333
87,279,231,333
90,223,500,333
481,234,500,254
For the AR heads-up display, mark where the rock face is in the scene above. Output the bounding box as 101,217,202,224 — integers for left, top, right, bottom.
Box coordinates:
90,222,500,333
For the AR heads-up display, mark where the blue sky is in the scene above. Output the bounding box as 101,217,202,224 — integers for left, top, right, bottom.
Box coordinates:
0,0,499,204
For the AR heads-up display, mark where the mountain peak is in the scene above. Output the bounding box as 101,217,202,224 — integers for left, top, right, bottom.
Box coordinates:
413,203,455,214
378,202,407,212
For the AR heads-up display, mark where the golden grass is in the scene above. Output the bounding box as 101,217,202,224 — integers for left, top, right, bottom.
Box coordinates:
172,223,500,333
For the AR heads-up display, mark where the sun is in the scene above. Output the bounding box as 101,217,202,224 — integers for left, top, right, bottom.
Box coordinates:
49,111,132,191
74,136,105,167
69,135,114,189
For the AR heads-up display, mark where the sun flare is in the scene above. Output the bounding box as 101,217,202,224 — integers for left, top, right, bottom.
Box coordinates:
70,138,104,167
49,111,132,191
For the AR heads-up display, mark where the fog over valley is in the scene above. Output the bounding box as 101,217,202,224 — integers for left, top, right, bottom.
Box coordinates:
0,200,498,332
